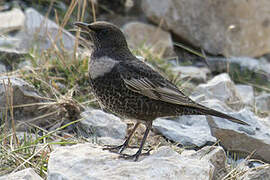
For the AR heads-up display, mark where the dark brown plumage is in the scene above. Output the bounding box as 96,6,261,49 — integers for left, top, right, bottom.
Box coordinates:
74,21,249,161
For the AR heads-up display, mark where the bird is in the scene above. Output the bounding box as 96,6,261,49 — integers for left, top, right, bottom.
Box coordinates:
74,21,249,161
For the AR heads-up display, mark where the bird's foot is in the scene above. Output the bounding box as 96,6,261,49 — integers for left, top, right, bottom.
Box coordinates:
119,148,153,161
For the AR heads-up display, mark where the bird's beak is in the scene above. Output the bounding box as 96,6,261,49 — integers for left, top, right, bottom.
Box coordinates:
74,22,90,31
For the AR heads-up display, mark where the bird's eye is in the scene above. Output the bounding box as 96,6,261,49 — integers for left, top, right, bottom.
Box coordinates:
100,29,109,35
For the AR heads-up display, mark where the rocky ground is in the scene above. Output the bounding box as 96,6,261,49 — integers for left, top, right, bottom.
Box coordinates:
0,0,270,180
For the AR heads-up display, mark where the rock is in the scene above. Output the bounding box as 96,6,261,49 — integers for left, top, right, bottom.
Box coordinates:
0,48,28,71
122,21,175,57
240,165,270,180
0,76,52,129
208,57,270,76
171,66,210,83
0,168,43,180
0,62,6,73
17,8,75,52
189,146,227,179
262,116,270,130
97,136,124,146
205,57,270,85
0,36,22,52
142,0,270,57
48,144,227,180
0,8,25,33
17,60,32,70
255,94,270,114
154,92,270,163
191,73,243,110
235,84,254,106
205,101,270,163
153,115,216,148
77,109,127,140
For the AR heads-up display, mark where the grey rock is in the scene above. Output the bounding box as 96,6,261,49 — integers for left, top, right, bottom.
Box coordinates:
0,63,6,73
142,0,270,57
0,48,28,71
171,66,210,83
205,100,270,163
0,76,52,129
263,116,270,129
122,21,175,57
17,8,75,52
151,72,270,163
154,94,270,163
209,57,270,74
17,60,32,70
235,84,254,106
0,76,42,106
255,94,270,114
0,37,22,51
153,115,216,148
206,57,270,83
78,109,127,140
97,136,124,146
0,168,43,180
191,73,243,110
0,8,25,33
48,144,226,180
188,146,227,179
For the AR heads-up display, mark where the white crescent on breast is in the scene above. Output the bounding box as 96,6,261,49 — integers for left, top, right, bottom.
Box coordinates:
89,56,119,79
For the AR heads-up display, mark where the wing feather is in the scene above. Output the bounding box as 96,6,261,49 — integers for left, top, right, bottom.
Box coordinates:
117,60,249,126
123,77,195,106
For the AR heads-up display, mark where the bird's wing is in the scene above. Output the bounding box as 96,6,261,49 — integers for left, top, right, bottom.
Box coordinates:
119,59,250,126
119,60,195,106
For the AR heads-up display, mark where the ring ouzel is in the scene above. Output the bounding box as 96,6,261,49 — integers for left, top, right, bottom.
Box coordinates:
74,21,249,161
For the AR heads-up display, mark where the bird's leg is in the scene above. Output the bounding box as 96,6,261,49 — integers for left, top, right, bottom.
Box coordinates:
103,122,140,154
120,121,152,161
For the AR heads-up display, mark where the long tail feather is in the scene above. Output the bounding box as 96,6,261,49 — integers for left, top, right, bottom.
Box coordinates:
194,104,250,126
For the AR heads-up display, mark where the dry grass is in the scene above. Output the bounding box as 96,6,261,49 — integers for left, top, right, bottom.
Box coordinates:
0,0,91,177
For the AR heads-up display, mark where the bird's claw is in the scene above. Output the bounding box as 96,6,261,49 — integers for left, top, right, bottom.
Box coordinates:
103,144,126,154
120,153,141,161
119,148,153,161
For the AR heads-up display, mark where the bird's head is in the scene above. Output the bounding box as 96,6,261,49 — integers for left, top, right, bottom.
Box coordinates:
74,21,128,51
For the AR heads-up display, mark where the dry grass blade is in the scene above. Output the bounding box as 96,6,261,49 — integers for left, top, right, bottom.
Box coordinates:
73,0,82,61
239,80,270,92
90,0,96,22
0,102,59,110
0,0,90,177
73,0,87,61
55,0,78,41
34,117,85,144
25,122,74,142
2,80,8,146
26,67,61,99
174,42,206,58
222,150,256,180
32,0,55,45
1,145,27,169
3,78,19,146
12,143,49,173
17,110,59,126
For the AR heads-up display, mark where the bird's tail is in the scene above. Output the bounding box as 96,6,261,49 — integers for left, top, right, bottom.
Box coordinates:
192,104,250,126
